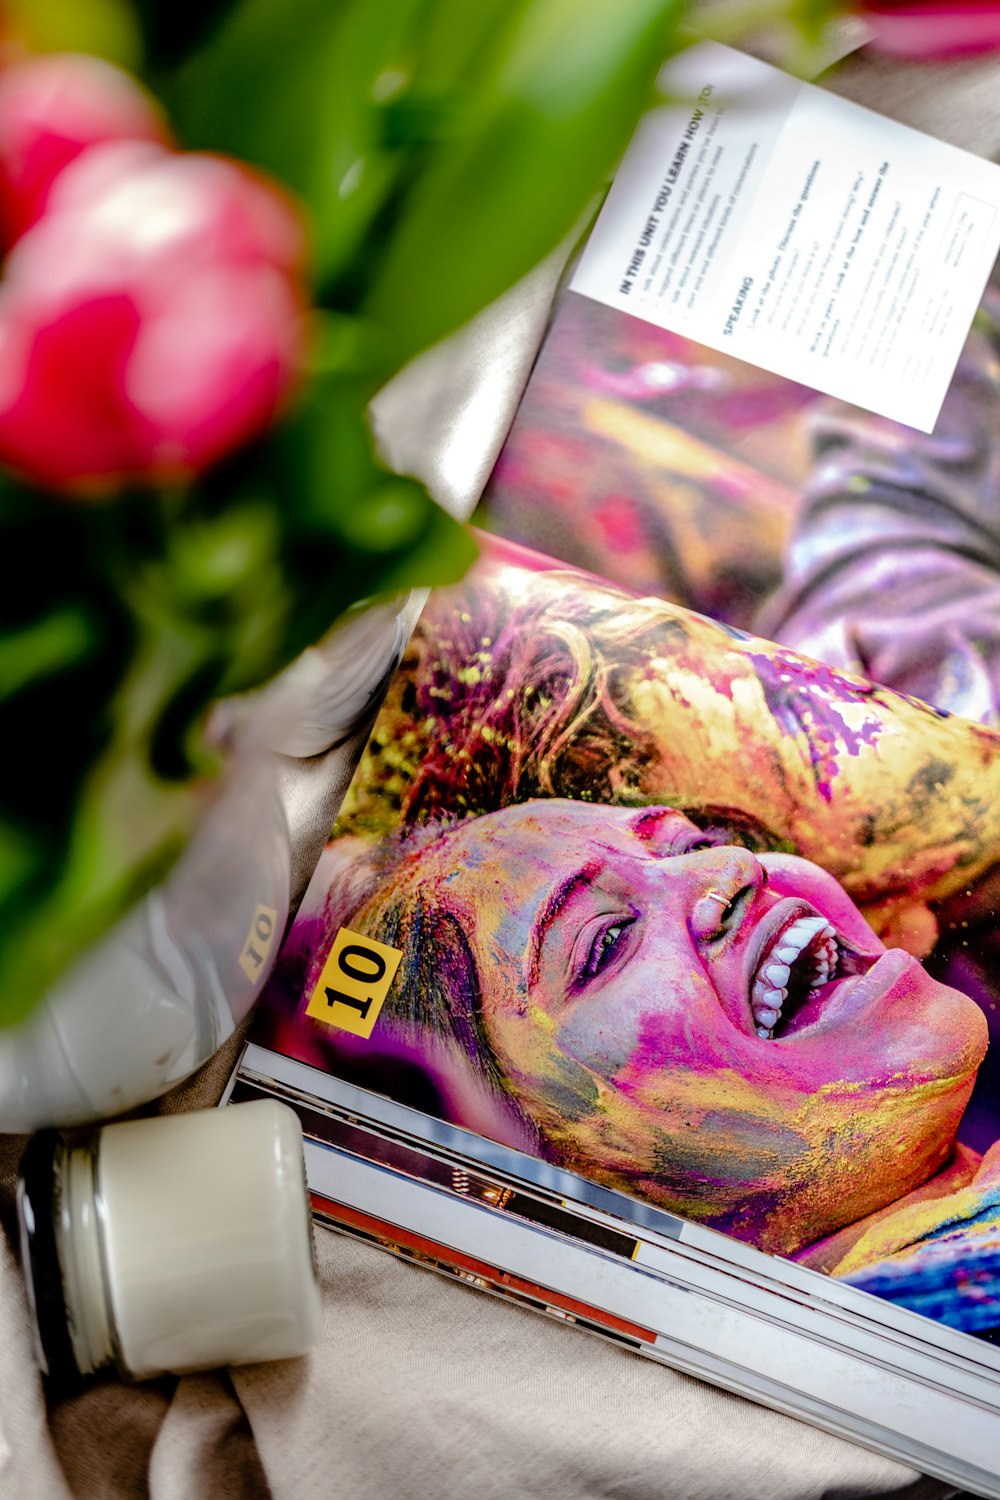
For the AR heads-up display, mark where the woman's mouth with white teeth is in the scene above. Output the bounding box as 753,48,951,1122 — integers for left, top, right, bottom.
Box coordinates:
750,914,839,1039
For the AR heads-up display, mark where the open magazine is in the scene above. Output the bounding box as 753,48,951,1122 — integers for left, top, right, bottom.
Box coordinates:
227,43,1000,1496
229,537,1000,1493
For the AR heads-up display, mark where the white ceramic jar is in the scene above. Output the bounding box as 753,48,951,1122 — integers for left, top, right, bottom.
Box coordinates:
17,1099,323,1381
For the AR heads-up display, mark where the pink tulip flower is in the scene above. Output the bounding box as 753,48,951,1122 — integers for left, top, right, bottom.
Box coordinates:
859,2,1000,59
0,52,169,247
0,142,308,493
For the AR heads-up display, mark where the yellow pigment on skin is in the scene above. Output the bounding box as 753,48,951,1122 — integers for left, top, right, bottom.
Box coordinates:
517,1055,975,1255
629,613,1000,903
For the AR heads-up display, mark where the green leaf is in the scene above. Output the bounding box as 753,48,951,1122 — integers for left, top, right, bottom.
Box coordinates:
0,813,189,1029
370,495,477,593
0,606,206,1025
301,0,431,288
166,502,282,605
163,0,432,289
336,478,430,553
365,0,684,363
408,0,524,96
257,377,478,660
273,374,384,529
0,606,97,702
162,0,348,184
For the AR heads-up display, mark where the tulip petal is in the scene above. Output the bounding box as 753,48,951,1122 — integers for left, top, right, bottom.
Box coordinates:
0,293,150,490
862,3,1000,59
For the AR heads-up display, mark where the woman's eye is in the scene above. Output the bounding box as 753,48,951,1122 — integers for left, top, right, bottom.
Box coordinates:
671,825,729,855
584,919,633,979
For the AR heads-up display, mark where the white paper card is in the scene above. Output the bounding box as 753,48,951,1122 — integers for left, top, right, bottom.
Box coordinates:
570,42,1000,432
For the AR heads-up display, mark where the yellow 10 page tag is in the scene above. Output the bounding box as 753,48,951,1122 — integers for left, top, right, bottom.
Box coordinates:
305,927,402,1039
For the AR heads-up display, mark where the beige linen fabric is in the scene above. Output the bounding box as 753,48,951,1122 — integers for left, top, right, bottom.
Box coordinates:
2,38,998,1500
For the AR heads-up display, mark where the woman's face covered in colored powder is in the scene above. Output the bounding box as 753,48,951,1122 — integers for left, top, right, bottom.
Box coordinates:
409,801,988,1254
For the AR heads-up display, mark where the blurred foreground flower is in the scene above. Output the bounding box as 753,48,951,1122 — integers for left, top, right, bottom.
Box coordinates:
858,2,1000,57
0,52,168,247
0,0,783,1044
0,138,307,492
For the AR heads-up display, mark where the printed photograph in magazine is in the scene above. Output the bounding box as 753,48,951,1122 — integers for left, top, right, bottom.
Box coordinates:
251,540,1000,1342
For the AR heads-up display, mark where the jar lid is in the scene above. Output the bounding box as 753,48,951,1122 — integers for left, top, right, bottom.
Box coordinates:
16,1131,81,1386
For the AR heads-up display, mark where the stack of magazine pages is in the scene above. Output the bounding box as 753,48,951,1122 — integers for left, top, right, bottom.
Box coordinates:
226,43,1000,1495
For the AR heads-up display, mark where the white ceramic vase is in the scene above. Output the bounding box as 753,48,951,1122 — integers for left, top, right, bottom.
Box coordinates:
0,598,409,1131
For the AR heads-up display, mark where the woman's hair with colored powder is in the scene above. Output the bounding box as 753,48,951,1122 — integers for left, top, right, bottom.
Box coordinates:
300,824,518,1109
403,571,663,819
389,568,780,850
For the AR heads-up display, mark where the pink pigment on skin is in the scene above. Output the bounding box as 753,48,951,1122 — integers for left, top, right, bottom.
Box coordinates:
745,649,886,800
407,801,986,1250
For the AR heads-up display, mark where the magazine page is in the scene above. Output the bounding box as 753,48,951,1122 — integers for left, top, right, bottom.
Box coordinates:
479,284,816,628
480,43,1000,726
569,41,1000,433
249,537,1000,1342
480,280,1000,714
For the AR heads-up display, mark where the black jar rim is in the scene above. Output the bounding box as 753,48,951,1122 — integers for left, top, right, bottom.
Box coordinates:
17,1131,82,1387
